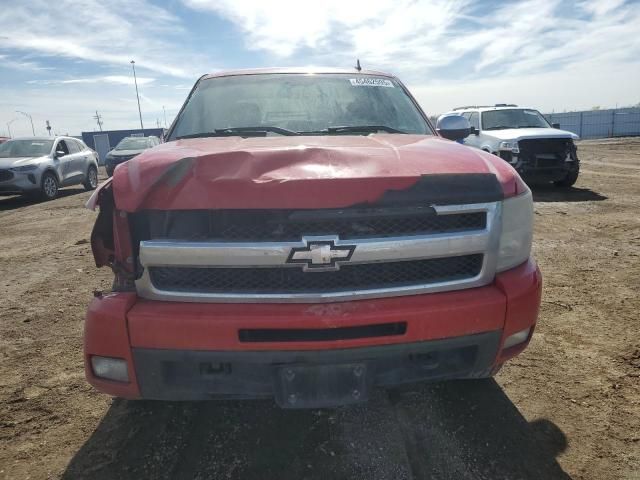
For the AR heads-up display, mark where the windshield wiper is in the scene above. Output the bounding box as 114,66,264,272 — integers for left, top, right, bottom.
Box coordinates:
516,125,546,128
483,125,513,130
303,125,406,135
176,126,300,139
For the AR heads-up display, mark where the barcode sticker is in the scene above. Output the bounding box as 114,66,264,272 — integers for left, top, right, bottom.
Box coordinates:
349,78,394,88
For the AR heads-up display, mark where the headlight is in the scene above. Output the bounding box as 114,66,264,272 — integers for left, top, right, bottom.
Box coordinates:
499,141,519,154
497,188,533,271
10,164,38,172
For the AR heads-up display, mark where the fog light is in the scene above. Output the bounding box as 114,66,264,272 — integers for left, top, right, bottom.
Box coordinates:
503,328,531,349
91,356,129,382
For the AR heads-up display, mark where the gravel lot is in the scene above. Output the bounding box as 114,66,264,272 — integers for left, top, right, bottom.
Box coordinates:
1,138,639,480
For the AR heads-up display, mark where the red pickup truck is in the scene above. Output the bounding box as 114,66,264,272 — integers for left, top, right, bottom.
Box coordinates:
85,68,541,408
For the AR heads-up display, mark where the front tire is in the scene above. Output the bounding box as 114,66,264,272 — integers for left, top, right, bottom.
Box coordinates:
554,163,579,188
84,165,98,190
40,172,59,200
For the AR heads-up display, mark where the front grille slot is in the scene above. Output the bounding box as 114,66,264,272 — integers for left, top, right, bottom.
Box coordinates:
0,169,14,182
148,254,484,295
239,322,407,343
518,138,571,154
136,207,487,242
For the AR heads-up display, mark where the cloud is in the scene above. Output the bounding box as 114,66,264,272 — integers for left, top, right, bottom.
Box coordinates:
182,0,640,83
183,0,470,63
64,76,155,86
26,76,155,87
2,0,639,136
0,0,202,78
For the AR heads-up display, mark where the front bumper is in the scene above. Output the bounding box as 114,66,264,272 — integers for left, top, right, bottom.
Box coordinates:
0,169,42,195
498,151,578,182
105,155,136,174
84,259,541,406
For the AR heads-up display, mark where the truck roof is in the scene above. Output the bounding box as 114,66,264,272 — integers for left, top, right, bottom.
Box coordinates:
450,105,540,113
202,67,395,80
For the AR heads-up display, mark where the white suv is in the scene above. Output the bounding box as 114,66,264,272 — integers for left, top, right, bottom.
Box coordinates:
441,105,580,187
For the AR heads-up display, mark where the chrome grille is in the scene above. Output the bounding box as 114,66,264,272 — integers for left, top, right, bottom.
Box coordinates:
149,255,483,295
140,207,486,241
135,202,501,303
0,170,14,182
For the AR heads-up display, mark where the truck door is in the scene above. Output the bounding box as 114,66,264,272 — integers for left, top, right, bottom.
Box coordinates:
53,140,72,184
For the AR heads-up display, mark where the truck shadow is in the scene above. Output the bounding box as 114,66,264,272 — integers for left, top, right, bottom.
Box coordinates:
0,188,86,212
62,379,570,480
531,185,607,203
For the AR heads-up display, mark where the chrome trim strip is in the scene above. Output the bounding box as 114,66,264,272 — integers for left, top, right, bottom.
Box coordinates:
139,231,490,269
135,201,502,303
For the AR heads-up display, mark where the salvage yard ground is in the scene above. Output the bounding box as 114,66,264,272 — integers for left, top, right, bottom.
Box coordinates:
0,138,639,480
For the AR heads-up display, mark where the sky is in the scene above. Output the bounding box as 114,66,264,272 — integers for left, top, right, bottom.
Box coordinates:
1,0,639,137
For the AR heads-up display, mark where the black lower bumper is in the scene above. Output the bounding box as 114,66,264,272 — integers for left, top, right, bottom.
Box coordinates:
517,167,571,183
132,331,502,408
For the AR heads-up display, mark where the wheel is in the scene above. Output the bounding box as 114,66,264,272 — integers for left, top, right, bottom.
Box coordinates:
554,163,579,188
84,165,98,190
40,172,59,200
106,166,113,178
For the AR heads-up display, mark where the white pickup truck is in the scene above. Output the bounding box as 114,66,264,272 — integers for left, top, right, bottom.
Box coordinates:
441,105,580,187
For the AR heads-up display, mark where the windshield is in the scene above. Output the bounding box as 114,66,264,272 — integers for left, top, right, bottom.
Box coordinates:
169,74,432,139
481,109,550,130
116,137,150,150
0,139,53,158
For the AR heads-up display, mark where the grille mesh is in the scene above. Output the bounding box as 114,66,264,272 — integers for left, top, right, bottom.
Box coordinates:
142,208,486,242
518,138,571,154
149,255,484,295
0,170,14,182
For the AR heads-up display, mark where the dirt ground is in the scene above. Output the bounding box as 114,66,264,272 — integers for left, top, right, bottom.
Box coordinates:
0,138,639,480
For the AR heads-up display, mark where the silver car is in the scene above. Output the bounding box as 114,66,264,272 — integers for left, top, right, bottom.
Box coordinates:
0,136,99,200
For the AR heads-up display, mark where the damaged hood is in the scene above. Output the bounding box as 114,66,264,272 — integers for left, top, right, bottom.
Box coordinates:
111,135,521,211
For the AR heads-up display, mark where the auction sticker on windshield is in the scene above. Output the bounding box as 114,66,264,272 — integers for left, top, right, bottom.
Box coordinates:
349,78,394,87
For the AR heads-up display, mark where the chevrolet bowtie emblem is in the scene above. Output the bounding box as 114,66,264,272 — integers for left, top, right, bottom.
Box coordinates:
287,239,356,271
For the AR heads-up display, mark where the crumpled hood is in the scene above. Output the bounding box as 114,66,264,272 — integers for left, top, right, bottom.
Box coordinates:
111,134,521,211
483,128,579,141
0,156,44,169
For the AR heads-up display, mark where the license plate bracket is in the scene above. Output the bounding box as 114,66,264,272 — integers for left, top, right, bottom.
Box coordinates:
274,363,369,408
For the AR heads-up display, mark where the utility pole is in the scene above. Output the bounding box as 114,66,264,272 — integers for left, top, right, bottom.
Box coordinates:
130,60,144,130
16,110,35,136
46,120,52,136
93,110,103,131
163,105,168,128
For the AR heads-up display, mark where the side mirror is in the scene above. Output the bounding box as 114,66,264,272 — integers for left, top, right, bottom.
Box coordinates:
551,123,560,129
470,126,479,135
436,115,471,141
55,150,66,158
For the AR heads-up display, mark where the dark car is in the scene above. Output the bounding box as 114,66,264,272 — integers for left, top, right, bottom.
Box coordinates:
104,136,159,176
